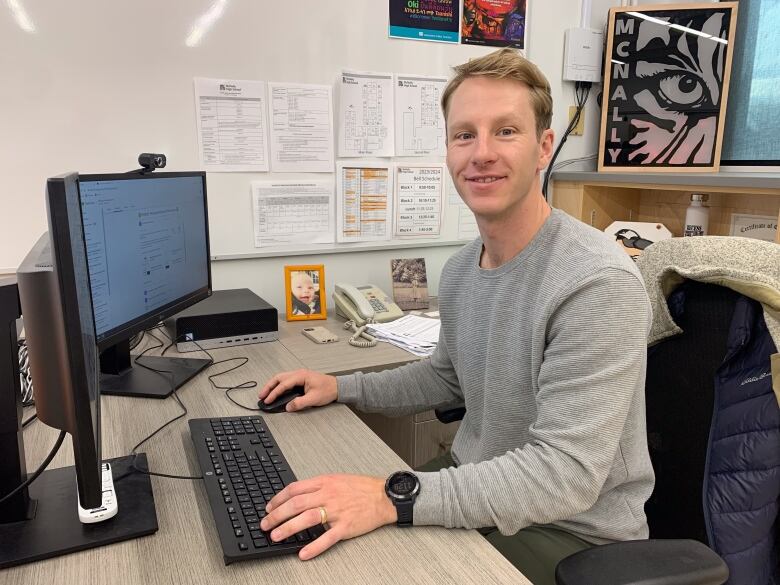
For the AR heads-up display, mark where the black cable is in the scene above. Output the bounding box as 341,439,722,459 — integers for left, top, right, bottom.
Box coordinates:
543,81,591,200
115,330,260,481
22,412,37,427
0,431,67,504
126,350,205,481
159,336,259,411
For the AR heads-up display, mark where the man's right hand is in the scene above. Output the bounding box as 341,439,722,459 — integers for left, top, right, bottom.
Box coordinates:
258,369,338,412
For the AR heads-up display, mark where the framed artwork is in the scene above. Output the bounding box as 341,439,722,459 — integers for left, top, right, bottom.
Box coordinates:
461,0,527,49
284,265,327,321
599,2,738,173
390,257,429,310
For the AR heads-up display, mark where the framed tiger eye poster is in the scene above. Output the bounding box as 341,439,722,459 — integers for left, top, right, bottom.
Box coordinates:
599,2,738,173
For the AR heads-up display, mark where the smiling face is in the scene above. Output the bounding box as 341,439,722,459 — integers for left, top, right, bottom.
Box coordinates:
291,272,316,304
445,77,553,222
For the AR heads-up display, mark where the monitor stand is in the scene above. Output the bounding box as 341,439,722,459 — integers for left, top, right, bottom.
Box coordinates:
99,338,210,399
0,453,158,569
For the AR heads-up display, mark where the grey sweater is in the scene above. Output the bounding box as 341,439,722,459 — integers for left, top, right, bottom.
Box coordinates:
338,209,655,544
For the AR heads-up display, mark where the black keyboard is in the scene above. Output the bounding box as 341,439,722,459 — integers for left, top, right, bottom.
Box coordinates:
189,416,324,564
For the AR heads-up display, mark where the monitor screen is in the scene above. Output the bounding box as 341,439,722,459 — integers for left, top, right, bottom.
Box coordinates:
77,173,211,348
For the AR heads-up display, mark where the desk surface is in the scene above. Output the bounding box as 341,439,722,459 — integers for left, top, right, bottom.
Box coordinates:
7,338,526,584
277,313,424,375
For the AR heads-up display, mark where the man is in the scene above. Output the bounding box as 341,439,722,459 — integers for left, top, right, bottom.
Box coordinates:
258,48,654,585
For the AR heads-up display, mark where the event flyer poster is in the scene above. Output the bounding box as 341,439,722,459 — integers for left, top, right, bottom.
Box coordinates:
389,0,459,43
461,0,526,49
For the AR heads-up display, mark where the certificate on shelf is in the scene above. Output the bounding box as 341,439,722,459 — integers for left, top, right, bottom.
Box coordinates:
268,82,335,173
194,78,270,172
336,162,393,243
729,213,778,242
394,75,447,157
394,165,445,237
251,180,334,247
338,70,395,158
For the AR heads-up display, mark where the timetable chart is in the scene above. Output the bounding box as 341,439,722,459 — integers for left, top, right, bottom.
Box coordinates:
394,165,445,237
252,181,334,246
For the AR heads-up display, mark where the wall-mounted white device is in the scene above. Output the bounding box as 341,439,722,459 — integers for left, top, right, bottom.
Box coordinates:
563,27,604,83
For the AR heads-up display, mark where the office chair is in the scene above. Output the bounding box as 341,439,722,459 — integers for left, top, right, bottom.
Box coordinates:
555,280,737,585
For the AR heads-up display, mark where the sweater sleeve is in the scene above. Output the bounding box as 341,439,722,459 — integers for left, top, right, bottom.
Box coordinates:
412,269,651,534
336,332,464,417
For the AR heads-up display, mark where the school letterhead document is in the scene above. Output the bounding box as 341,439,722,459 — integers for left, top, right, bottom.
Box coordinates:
394,75,447,157
394,165,445,237
194,78,270,172
336,162,393,243
268,83,335,173
338,70,395,158
251,180,335,247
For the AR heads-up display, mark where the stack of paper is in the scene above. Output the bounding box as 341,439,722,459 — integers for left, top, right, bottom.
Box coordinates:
366,314,440,357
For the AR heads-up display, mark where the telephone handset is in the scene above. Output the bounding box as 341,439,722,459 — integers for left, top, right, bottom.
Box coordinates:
333,283,404,348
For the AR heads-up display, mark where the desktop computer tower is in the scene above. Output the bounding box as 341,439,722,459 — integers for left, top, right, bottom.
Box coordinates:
164,288,278,353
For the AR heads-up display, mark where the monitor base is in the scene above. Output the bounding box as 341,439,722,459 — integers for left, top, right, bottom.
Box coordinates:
0,453,158,569
101,355,210,398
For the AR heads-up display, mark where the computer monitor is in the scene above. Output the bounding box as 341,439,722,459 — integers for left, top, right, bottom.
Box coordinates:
78,172,212,398
1,174,157,568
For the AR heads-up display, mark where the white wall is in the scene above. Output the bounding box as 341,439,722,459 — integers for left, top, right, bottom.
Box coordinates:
0,0,713,310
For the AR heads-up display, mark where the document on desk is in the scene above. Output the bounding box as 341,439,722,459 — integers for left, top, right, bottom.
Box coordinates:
394,75,447,157
338,70,394,158
394,164,445,237
194,78,270,172
366,314,440,357
268,82,334,173
336,162,393,242
251,180,334,246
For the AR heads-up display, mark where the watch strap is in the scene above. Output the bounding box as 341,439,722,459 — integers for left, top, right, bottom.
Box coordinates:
395,499,413,526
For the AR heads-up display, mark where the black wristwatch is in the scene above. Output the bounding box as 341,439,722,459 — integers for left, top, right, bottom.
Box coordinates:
385,471,420,527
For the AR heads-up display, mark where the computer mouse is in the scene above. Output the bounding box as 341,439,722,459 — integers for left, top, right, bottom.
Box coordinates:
257,385,306,413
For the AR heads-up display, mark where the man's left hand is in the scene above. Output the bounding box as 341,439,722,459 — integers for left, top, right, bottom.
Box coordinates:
259,474,398,560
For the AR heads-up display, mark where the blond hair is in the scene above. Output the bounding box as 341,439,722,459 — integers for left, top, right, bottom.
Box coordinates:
441,48,553,138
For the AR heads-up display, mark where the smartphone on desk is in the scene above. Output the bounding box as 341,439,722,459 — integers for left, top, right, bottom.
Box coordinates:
333,283,403,326
301,326,339,344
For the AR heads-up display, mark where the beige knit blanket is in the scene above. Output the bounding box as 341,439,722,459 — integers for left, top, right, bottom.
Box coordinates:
636,236,780,404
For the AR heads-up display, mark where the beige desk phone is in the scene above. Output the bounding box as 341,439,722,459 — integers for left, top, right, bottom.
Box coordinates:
333,283,403,347
333,283,403,325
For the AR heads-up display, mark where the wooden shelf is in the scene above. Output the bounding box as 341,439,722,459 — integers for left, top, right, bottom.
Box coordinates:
551,171,780,242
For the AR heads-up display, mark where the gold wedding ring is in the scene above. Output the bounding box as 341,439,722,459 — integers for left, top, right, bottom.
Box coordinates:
318,506,328,526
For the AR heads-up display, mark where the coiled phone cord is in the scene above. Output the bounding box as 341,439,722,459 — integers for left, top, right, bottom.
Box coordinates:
343,320,377,348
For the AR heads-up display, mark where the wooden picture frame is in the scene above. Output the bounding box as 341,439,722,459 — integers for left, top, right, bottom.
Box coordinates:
284,264,327,321
598,2,738,173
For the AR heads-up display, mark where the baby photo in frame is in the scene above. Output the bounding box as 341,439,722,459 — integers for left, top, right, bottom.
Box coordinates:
284,265,327,321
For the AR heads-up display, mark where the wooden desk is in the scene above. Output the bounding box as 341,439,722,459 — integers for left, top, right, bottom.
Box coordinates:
276,311,461,469
7,341,525,585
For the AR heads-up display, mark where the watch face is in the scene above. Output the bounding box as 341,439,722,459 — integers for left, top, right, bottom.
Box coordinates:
389,472,418,496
